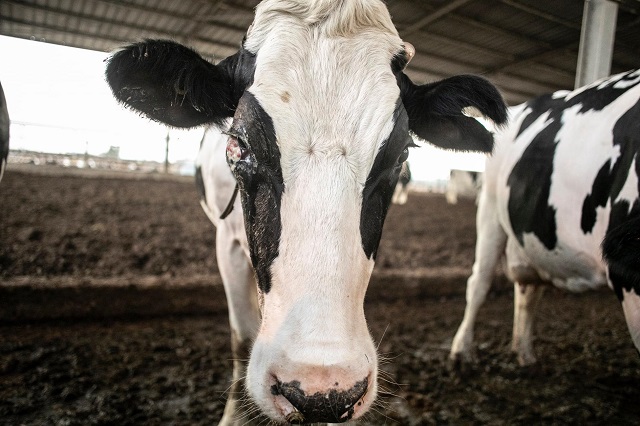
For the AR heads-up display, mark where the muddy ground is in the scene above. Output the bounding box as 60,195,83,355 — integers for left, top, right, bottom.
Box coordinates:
1,166,639,425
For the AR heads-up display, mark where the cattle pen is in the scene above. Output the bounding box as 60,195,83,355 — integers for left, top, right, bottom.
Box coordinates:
1,165,638,425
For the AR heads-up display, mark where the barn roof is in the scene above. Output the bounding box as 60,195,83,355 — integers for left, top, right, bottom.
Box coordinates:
2,0,639,105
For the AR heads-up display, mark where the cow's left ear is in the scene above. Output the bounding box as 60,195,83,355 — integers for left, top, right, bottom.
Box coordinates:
397,73,508,153
105,39,254,128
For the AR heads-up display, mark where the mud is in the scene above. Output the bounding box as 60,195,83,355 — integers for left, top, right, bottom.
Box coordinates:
1,167,638,425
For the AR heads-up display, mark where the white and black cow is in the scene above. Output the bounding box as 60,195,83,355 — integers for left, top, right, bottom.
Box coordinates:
0,81,9,181
391,161,411,205
105,0,507,423
445,169,482,205
450,69,640,368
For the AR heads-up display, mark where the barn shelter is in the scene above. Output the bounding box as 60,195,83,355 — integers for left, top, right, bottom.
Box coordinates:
1,0,640,106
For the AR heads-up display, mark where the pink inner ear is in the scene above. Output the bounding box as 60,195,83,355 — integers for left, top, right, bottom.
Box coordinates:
403,42,415,66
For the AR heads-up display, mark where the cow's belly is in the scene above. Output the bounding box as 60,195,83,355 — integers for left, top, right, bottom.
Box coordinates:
504,232,607,292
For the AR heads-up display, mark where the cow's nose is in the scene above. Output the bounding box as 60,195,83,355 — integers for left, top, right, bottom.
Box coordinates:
272,377,369,424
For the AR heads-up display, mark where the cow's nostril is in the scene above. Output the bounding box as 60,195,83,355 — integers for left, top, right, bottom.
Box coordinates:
273,377,368,424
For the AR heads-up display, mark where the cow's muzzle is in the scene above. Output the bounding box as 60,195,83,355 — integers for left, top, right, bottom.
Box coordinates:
271,377,369,424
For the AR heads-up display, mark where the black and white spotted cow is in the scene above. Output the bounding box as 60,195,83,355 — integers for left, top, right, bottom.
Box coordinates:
105,0,507,423
391,161,411,204
0,81,9,181
450,69,640,367
445,169,482,205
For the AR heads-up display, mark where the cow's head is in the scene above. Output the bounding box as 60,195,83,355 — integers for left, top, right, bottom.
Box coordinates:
106,0,507,423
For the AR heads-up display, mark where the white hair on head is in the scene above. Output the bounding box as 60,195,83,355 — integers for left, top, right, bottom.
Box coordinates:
246,0,399,51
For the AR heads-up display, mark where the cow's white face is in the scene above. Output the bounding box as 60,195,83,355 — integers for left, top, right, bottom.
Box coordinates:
228,4,408,421
105,0,507,422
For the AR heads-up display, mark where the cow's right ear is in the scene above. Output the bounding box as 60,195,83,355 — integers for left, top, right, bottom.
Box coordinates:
397,72,508,153
105,40,254,128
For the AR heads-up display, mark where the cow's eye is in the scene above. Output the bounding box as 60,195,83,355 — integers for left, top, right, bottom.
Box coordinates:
398,147,409,164
226,136,250,169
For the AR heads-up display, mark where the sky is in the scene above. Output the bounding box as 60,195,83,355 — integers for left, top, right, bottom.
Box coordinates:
0,35,487,180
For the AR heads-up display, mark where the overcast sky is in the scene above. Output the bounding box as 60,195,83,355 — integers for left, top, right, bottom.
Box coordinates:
0,35,202,163
0,35,486,179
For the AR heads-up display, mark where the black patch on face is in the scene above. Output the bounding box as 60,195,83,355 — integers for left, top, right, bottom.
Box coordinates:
508,70,640,251
227,92,283,294
360,100,414,259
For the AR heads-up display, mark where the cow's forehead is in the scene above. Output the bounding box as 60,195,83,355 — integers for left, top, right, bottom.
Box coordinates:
241,0,404,181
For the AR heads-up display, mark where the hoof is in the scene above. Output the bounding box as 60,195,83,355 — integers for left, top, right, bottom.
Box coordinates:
447,351,476,375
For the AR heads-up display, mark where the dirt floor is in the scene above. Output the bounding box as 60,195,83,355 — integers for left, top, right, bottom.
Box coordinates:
1,166,639,425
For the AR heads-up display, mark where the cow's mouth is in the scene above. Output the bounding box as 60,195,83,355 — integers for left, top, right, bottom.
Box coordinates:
271,377,369,424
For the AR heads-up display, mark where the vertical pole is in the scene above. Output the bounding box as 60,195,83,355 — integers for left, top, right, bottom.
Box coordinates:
575,0,618,88
164,129,170,174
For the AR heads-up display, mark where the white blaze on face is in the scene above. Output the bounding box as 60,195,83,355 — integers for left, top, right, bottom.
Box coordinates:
242,0,404,422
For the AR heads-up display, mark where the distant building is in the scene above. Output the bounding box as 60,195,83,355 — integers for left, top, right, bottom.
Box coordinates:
102,146,120,159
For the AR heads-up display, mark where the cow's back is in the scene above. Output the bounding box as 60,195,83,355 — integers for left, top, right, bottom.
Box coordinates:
489,70,640,291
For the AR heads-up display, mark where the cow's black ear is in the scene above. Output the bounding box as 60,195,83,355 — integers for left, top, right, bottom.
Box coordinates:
397,73,508,153
105,40,254,128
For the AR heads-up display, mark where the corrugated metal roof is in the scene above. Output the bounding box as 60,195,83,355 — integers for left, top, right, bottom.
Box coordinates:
1,0,639,105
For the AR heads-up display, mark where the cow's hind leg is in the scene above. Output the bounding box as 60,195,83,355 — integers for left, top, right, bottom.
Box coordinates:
511,282,545,366
450,191,506,366
216,226,261,425
602,218,640,355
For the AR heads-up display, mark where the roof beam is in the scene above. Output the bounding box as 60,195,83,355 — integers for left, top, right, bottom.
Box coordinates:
484,42,579,76
408,44,561,93
2,17,130,47
3,0,242,50
181,0,226,44
499,0,582,30
410,32,516,62
401,0,475,38
398,2,577,79
1,16,238,56
446,13,556,51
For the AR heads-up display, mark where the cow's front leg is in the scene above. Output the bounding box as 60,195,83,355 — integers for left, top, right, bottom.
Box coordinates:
511,282,545,366
216,226,261,425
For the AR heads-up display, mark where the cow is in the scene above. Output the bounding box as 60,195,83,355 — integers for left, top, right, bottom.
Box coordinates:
0,81,9,182
445,169,482,205
450,69,640,368
105,0,507,423
391,161,411,204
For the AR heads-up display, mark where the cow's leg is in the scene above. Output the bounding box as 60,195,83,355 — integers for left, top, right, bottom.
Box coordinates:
397,186,409,204
216,226,261,426
511,282,545,366
450,191,506,364
392,183,407,204
620,291,640,354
